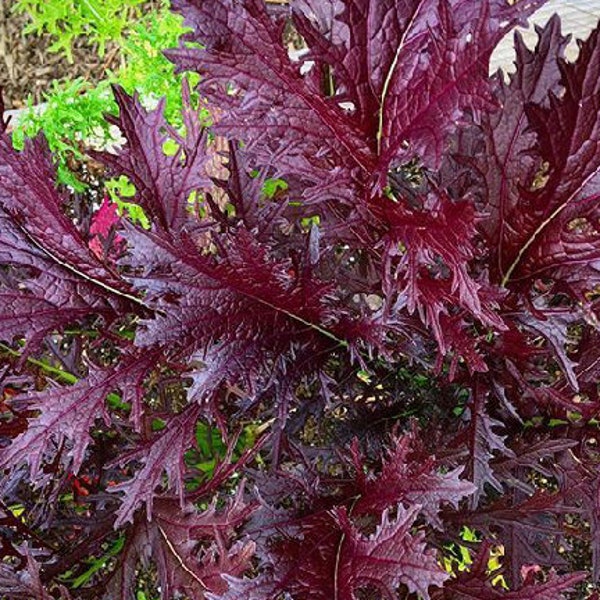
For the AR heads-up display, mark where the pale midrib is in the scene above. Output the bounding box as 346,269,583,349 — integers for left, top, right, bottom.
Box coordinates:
158,524,208,589
376,3,425,155
178,252,349,349
501,164,600,287
503,50,600,285
17,222,151,310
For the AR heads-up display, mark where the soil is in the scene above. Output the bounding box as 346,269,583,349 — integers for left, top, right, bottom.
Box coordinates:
0,0,296,112
0,0,299,111
0,0,116,110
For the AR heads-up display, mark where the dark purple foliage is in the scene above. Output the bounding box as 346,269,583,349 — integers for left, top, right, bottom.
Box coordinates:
1,0,599,598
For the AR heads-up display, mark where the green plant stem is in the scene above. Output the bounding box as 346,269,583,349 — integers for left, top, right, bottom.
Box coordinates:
0,342,78,384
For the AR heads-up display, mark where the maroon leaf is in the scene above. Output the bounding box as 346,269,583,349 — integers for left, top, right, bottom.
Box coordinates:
468,492,570,585
0,291,101,349
333,505,449,600
453,378,515,506
0,352,157,482
380,190,504,359
350,430,475,528
94,82,212,232
168,0,375,201
0,134,136,301
0,546,71,600
109,403,202,527
437,543,586,599
104,489,255,599
221,504,448,600
497,22,600,294
479,14,569,280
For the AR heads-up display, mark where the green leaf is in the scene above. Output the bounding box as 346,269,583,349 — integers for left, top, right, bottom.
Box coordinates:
66,535,125,588
262,177,288,199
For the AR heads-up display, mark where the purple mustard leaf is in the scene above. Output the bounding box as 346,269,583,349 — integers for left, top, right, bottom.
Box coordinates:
109,403,202,527
453,377,515,507
479,15,569,273
0,351,158,483
554,446,600,581
334,504,449,600
380,189,505,359
0,290,105,350
105,490,255,599
468,491,570,586
499,23,600,294
435,542,586,599
0,137,144,355
493,437,579,493
0,133,137,302
117,218,365,414
350,430,475,529
221,503,448,600
152,497,255,598
93,83,212,232
0,213,131,349
517,306,580,391
0,545,62,600
206,575,281,600
168,0,375,203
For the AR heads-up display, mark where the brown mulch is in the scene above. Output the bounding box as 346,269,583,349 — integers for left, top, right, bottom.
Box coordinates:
0,0,295,111
0,0,117,110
